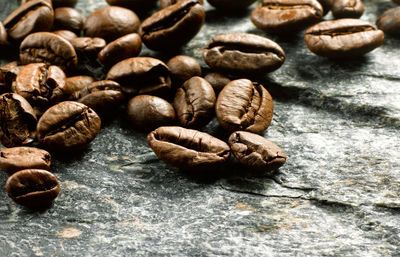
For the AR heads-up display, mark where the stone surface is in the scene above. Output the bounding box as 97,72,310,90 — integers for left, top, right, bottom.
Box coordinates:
1,0,400,256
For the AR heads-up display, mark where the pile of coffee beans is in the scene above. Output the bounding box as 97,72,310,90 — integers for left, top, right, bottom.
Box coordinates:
0,0,395,209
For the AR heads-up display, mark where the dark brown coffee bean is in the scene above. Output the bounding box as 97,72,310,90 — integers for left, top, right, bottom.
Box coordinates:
3,0,54,42
127,95,176,130
207,0,257,9
53,0,78,7
64,75,96,100
147,126,230,170
0,62,19,93
139,0,205,50
106,57,171,95
53,7,84,34
251,0,323,33
215,79,274,134
0,22,7,45
106,0,158,9
20,32,78,72
160,0,203,8
228,131,287,172
167,55,202,86
0,93,37,147
36,101,101,150
304,19,385,58
203,33,285,75
98,33,142,67
6,169,60,208
53,30,77,42
84,6,140,42
70,37,106,56
376,7,400,36
331,0,364,18
204,72,231,94
0,147,51,175
15,63,66,108
174,76,215,128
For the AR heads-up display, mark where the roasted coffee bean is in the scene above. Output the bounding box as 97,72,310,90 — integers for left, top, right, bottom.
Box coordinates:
331,0,364,18
36,101,101,150
106,57,171,95
98,33,142,67
127,95,176,130
6,169,60,208
53,0,78,7
0,62,19,93
0,22,7,45
84,6,140,42
376,7,400,36
3,0,54,42
147,126,230,170
174,77,215,128
64,75,96,100
160,0,203,8
106,0,158,9
215,79,274,134
20,32,78,72
304,19,385,58
203,33,285,75
15,63,66,108
0,147,51,175
70,37,106,56
204,72,231,93
53,30,77,42
167,55,202,86
139,0,205,50
251,0,323,33
207,0,257,10
76,80,125,117
228,131,287,172
53,7,84,34
0,93,37,147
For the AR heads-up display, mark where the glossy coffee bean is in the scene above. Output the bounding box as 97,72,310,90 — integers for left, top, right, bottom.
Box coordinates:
70,37,106,56
53,7,84,34
3,0,54,41
207,0,257,9
203,33,285,75
6,169,60,208
0,93,37,147
147,126,230,170
64,75,96,100
160,0,203,8
167,55,202,86
84,6,140,42
53,0,78,7
36,101,101,150
53,30,77,42
0,22,7,45
304,19,385,58
0,147,51,175
140,0,205,50
251,0,323,33
98,33,142,67
174,77,215,128
20,32,78,72
331,0,364,19
106,0,158,9
215,79,274,134
204,72,231,93
106,57,171,95
0,62,18,93
228,131,287,172
127,95,176,130
376,7,400,36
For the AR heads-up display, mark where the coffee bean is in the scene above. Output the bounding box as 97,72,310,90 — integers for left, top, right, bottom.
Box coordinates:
64,75,96,100
98,33,142,67
204,72,231,94
106,0,158,9
174,76,215,128
84,6,140,42
20,32,78,72
3,0,54,42
6,169,60,208
0,147,51,175
53,30,78,42
106,57,171,95
167,55,202,86
160,0,203,9
53,0,78,7
0,62,19,93
304,18,385,58
203,33,285,75
251,0,323,33
207,0,257,9
70,37,106,56
228,131,287,172
127,95,176,130
215,79,274,134
139,0,205,50
376,7,400,36
0,22,7,45
36,101,101,150
331,0,364,19
0,93,37,147
53,7,84,34
147,126,230,170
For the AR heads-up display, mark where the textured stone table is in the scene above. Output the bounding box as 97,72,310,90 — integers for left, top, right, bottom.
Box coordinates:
1,0,400,256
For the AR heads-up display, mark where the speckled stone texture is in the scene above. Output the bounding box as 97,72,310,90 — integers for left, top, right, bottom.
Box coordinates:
1,0,400,256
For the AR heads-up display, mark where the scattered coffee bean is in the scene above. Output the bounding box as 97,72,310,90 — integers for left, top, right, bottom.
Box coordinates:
106,0,158,9
0,62,19,93
53,0,78,7
215,79,274,134
0,147,51,175
160,0,203,8
167,55,202,86
331,0,364,19
64,75,96,100
0,22,7,45
207,0,257,10
53,30,78,42
304,18,385,58
204,72,231,94
147,126,230,170
228,131,287,172
376,7,400,36
70,37,106,56
6,169,60,208
53,7,84,34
